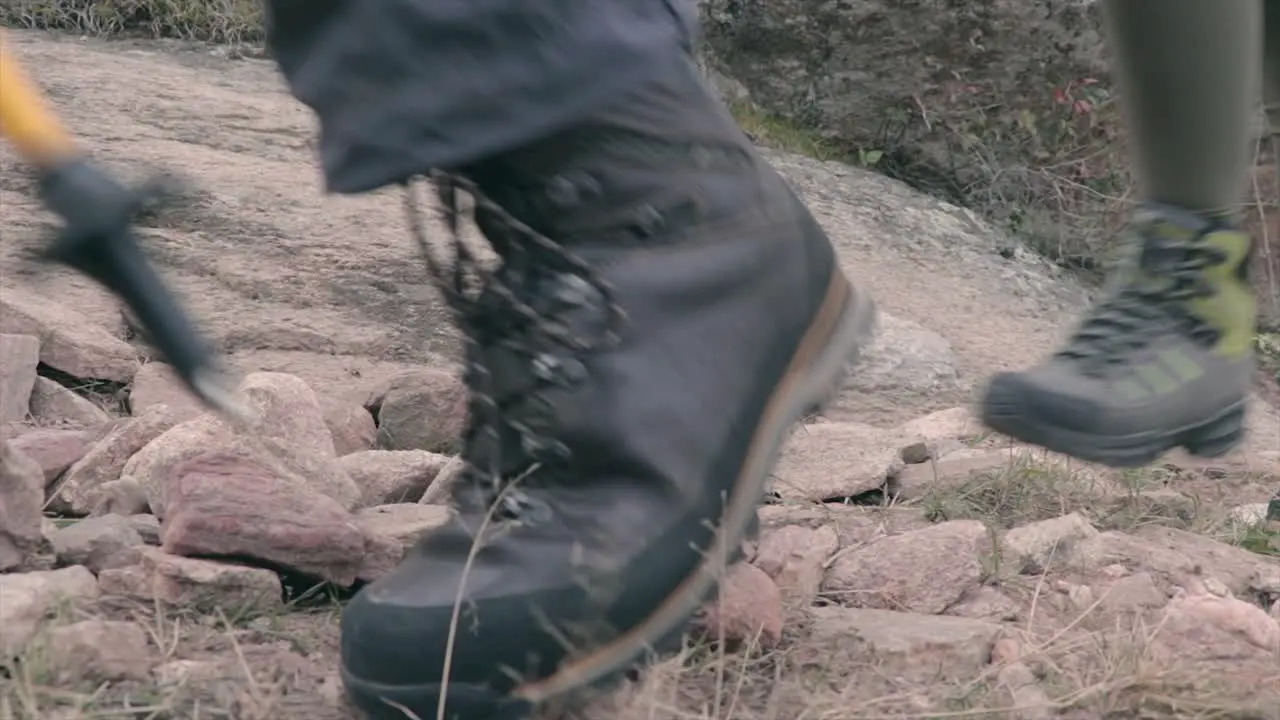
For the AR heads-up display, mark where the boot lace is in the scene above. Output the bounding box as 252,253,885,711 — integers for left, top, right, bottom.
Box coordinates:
1057,224,1226,375
401,171,626,522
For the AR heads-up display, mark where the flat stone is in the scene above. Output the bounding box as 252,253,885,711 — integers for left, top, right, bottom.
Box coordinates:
340,449,450,506
44,620,152,684
824,520,988,613
0,441,46,571
28,377,113,427
127,362,205,421
796,606,1003,683
0,566,100,656
0,287,138,382
772,422,903,501
50,514,145,573
9,427,96,487
369,369,467,454
0,334,40,423
53,404,183,514
98,547,282,613
160,452,369,585
825,312,960,423
318,396,376,457
754,523,838,606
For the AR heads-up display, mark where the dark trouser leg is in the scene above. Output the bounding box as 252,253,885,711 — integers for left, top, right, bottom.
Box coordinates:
980,1,1259,466
1105,0,1260,216
339,56,877,720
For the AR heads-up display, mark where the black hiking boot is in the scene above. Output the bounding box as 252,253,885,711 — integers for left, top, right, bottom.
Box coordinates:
981,204,1256,468
338,58,877,720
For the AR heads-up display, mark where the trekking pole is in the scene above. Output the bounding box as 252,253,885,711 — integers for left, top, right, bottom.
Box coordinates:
0,33,247,421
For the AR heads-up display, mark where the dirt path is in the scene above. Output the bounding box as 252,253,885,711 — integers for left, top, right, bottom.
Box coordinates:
2,30,1091,423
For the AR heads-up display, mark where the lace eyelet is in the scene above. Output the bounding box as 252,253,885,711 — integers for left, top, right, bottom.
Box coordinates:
557,358,587,384
545,440,572,462
401,172,627,525
532,353,587,386
530,354,559,381
517,432,571,461
501,492,553,524
552,273,599,307
631,204,665,237
545,175,580,207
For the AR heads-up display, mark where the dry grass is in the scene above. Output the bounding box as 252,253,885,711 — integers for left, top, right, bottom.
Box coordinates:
0,0,262,45
7,454,1277,720
6,590,1277,720
597,620,1279,720
916,451,1280,556
1,594,345,720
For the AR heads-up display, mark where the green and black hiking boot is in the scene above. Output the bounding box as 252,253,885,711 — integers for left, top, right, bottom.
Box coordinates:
981,203,1255,468
337,56,876,720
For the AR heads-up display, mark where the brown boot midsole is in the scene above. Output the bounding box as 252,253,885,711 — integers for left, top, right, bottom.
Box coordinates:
514,263,875,703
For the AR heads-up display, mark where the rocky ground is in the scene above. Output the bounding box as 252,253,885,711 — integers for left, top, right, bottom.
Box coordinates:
2,29,1279,720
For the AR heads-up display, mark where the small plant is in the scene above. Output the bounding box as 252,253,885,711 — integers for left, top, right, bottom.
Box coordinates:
855,148,883,168
727,101,839,162
1255,332,1280,383
1236,521,1280,556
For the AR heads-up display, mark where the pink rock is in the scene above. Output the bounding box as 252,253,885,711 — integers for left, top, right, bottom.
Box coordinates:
53,404,183,514
366,369,468,454
0,334,40,423
318,396,376,457
0,441,45,571
100,547,282,613
339,449,449,505
127,362,205,421
694,563,784,648
9,427,96,487
0,288,138,383
160,452,368,585
754,524,838,606
29,377,113,427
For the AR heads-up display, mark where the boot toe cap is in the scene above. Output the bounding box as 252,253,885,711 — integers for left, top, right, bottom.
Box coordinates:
340,584,459,689
340,561,585,692
982,370,1100,434
339,586,536,719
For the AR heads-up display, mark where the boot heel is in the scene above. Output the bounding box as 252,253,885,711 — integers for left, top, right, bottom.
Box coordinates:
797,280,878,418
1182,404,1247,458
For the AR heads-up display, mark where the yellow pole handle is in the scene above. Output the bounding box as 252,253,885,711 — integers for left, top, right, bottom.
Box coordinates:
0,30,80,169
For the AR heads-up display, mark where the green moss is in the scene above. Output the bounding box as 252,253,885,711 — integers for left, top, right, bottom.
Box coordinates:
727,101,839,162
1237,522,1280,556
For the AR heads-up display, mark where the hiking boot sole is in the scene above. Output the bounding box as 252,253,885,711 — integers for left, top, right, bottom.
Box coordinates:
342,266,876,720
981,385,1247,468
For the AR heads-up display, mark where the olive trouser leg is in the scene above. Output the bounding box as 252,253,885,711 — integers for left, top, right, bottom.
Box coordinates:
1103,0,1261,217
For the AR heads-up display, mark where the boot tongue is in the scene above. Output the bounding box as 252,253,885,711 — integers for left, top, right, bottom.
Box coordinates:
1136,234,1190,284
1121,204,1216,293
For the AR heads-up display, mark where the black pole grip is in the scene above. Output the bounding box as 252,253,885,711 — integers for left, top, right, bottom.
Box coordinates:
37,159,221,402
44,222,216,385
